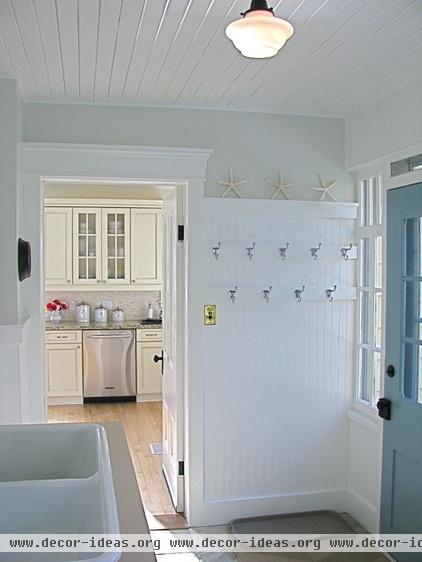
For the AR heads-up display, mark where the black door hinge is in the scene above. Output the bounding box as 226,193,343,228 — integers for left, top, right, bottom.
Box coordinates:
178,461,185,476
178,225,185,242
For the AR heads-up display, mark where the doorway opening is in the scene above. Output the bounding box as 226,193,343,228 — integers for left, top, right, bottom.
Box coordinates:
42,178,187,530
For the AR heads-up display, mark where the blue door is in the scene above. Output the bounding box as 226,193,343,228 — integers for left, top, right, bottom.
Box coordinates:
381,183,422,560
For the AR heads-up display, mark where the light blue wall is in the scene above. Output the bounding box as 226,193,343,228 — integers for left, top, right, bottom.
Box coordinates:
24,103,354,201
0,79,22,324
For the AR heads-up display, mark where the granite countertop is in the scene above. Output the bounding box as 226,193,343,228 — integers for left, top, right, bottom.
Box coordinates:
45,319,162,331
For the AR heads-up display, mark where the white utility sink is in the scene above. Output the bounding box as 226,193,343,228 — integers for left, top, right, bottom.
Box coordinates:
0,423,120,561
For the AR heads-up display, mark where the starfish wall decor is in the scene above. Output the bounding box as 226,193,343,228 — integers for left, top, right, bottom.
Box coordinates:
267,171,295,200
310,174,338,202
217,168,247,198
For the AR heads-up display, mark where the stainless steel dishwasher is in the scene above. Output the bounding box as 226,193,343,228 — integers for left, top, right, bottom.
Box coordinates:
83,330,136,402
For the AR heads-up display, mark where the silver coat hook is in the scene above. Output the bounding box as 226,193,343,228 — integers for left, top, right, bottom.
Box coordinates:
246,242,256,261
325,285,337,302
294,285,305,302
229,285,238,304
310,242,322,260
341,243,353,261
279,243,289,260
212,241,221,260
263,286,272,304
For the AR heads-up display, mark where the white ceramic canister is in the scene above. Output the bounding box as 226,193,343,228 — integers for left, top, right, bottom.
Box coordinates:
112,308,124,323
94,305,108,323
76,302,90,323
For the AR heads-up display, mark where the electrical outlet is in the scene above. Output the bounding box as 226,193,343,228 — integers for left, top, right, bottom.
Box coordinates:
102,300,113,310
204,305,217,326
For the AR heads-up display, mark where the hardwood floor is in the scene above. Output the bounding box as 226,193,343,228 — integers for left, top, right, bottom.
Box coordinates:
48,402,187,530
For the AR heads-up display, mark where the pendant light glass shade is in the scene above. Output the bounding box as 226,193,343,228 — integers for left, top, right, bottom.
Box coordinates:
225,3,294,59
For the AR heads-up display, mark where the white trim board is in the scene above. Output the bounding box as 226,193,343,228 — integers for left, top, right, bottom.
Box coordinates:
204,197,358,219
20,141,212,527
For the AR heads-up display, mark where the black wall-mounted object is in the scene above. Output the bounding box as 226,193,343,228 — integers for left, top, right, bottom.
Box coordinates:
18,238,31,282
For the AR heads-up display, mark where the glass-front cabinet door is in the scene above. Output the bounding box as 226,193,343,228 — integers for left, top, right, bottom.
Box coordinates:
102,209,130,285
73,208,102,285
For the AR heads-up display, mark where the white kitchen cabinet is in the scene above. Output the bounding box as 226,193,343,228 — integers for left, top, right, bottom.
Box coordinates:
130,209,162,287
45,201,162,290
102,208,131,285
73,208,102,285
44,207,73,286
46,332,83,405
136,329,162,401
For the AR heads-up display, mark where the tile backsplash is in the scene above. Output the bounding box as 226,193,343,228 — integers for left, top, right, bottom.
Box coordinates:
45,290,161,321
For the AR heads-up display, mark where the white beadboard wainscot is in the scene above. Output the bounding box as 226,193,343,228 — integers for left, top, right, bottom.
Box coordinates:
199,198,357,523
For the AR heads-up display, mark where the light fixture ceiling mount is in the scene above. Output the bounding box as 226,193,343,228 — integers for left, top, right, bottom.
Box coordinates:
225,0,294,59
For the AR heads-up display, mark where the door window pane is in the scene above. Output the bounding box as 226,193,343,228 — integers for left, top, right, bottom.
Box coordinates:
359,348,372,402
375,237,383,289
374,292,382,348
403,342,422,403
360,292,371,345
374,351,381,403
404,218,422,276
404,281,422,339
361,238,371,287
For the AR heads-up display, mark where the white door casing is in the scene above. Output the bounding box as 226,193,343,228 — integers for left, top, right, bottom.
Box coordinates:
21,142,212,525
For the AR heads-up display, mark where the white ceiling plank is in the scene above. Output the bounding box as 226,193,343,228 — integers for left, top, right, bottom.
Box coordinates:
258,0,414,112
162,0,243,105
221,0,338,109
121,0,168,103
93,0,122,103
337,55,422,118
136,0,193,104
296,11,422,116
0,0,419,116
321,33,422,116
249,0,381,110
107,0,146,101
55,0,79,100
147,0,215,106
10,0,51,98
0,22,15,78
78,0,100,102
0,1,36,97
275,0,420,113
32,0,65,100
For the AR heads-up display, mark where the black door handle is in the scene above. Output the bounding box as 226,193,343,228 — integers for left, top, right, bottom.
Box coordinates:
153,352,164,375
377,398,391,420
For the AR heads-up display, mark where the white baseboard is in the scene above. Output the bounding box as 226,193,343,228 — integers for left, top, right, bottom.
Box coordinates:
346,488,379,533
189,488,348,527
47,396,84,406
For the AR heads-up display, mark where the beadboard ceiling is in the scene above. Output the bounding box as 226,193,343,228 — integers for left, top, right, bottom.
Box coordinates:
0,0,421,117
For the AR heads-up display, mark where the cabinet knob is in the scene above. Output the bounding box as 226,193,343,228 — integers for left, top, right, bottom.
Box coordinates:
97,280,101,283
67,279,71,284
132,280,136,283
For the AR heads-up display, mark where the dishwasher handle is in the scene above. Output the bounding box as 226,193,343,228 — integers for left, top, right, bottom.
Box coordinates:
85,334,133,339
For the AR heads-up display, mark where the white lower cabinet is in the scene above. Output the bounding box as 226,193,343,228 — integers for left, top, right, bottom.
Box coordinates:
46,332,83,405
136,329,162,402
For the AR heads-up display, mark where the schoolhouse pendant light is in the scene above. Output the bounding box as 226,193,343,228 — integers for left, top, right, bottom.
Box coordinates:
225,0,294,59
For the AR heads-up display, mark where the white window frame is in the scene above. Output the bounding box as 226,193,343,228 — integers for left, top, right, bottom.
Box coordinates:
356,172,384,410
